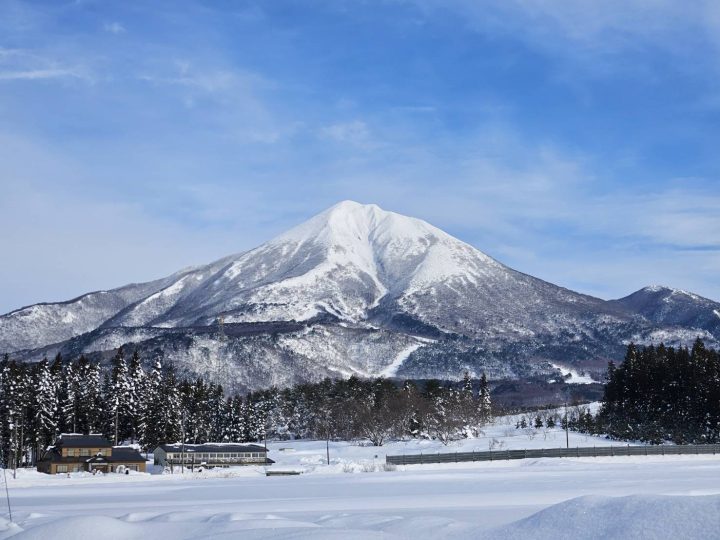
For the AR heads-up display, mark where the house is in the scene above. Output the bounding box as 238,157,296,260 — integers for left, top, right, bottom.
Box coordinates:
153,443,274,468
36,434,147,474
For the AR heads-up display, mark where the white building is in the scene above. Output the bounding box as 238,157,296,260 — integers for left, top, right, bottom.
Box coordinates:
153,443,273,468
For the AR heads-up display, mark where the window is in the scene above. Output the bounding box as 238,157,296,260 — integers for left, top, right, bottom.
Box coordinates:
80,449,90,457
66,448,77,457
57,465,68,473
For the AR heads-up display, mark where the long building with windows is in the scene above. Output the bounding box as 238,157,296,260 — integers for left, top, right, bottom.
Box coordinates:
153,443,273,468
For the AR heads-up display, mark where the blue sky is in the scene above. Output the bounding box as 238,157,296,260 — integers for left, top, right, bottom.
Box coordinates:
1,0,719,313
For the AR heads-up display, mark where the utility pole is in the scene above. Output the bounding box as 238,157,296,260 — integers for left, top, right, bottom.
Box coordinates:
181,411,186,475
114,405,119,446
11,410,20,480
217,316,226,341
263,418,268,452
564,402,569,449
18,408,24,472
2,466,12,523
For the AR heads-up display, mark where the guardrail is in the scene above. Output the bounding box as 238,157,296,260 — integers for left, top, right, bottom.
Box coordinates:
386,444,720,465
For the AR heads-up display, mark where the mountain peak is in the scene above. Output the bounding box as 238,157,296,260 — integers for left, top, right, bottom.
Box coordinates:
639,285,701,300
272,200,450,249
200,200,504,325
643,285,675,292
329,199,380,213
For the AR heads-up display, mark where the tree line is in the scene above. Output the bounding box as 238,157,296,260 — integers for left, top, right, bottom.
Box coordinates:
589,339,720,444
0,348,492,467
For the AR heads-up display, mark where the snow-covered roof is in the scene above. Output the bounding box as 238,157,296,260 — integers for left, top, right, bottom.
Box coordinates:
55,434,112,448
157,443,268,453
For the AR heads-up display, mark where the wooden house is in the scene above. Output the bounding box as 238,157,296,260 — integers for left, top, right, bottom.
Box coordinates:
36,434,147,474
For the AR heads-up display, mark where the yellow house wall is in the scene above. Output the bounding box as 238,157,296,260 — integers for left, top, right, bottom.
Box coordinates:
61,447,112,457
46,461,145,474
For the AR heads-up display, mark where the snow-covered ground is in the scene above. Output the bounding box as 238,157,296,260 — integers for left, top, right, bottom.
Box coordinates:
550,362,598,384
2,415,719,539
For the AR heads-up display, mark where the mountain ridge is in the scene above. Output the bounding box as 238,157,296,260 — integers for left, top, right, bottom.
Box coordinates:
2,201,719,392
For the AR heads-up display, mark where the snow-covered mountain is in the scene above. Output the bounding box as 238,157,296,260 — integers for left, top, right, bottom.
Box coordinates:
611,285,720,331
609,286,720,347
2,201,719,392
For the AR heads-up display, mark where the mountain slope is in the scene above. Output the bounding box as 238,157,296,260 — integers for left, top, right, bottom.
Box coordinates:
0,271,195,352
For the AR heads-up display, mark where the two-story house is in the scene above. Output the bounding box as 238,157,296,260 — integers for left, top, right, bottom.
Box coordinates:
36,434,147,474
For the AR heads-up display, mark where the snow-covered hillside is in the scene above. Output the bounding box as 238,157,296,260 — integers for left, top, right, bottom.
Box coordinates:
2,201,720,390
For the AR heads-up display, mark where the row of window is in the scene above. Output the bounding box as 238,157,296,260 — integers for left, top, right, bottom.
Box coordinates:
56,465,83,473
166,452,264,460
65,448,107,457
56,464,139,473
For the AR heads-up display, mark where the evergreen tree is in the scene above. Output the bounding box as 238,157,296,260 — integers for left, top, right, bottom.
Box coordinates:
162,363,182,444
128,351,147,443
105,348,134,444
58,359,78,434
478,373,492,424
141,359,165,451
32,357,58,461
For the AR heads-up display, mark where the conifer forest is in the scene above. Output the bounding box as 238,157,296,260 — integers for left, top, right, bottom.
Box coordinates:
4,339,720,469
0,348,492,467
594,339,720,444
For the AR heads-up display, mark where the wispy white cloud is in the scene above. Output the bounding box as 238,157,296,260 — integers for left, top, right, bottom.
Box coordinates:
137,62,286,142
305,126,720,299
320,120,373,147
103,21,126,34
596,187,720,249
409,0,720,69
0,48,91,82
0,133,264,312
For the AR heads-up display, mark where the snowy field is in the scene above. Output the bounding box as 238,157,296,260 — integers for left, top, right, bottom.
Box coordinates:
2,415,720,539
